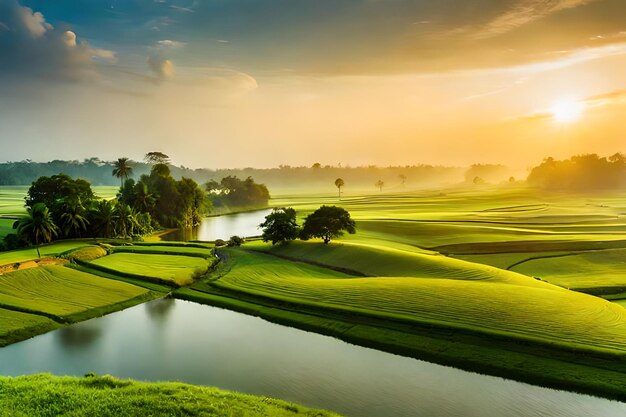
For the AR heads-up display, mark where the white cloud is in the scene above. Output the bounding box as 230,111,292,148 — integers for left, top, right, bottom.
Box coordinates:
157,39,187,48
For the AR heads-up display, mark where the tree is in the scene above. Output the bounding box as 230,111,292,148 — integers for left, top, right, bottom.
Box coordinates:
259,207,299,245
144,152,170,165
15,203,59,257
399,174,407,187
312,162,321,169
89,199,116,238
375,180,384,192
113,203,139,238
300,205,356,244
59,199,89,238
112,157,134,187
334,178,344,199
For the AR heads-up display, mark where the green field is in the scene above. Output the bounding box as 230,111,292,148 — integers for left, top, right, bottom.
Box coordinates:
0,307,60,346
0,374,338,417
0,241,92,265
509,249,626,293
0,266,149,320
89,253,212,286
209,246,626,355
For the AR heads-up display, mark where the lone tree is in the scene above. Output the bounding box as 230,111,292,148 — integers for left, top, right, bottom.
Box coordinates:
144,152,170,165
14,203,59,257
300,205,356,244
375,180,384,192
334,178,344,199
112,157,134,187
259,207,299,245
399,174,407,187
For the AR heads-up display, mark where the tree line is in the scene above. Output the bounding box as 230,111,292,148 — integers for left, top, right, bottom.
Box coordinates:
1,152,270,253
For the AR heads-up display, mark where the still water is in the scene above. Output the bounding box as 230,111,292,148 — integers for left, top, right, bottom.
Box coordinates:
163,209,272,241
1,299,624,417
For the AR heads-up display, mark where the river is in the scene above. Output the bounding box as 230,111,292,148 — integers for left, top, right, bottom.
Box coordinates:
1,299,624,417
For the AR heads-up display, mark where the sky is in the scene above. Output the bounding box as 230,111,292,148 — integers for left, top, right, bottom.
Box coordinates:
0,0,625,169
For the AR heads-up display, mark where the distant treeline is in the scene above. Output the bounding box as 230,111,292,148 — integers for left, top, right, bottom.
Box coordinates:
0,159,467,190
527,153,626,191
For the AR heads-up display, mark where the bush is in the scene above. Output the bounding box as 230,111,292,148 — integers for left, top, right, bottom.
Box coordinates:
214,239,227,247
227,236,244,247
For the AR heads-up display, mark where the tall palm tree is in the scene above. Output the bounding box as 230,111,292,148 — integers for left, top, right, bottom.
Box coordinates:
112,157,134,187
334,178,344,200
15,203,59,257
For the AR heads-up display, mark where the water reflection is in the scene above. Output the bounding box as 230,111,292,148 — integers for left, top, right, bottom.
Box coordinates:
146,297,176,323
1,300,625,417
163,209,272,241
56,323,102,349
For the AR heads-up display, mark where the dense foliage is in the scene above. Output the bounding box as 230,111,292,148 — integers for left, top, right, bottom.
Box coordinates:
527,153,626,191
259,207,299,245
300,206,356,244
3,157,208,251
118,164,207,228
205,176,270,209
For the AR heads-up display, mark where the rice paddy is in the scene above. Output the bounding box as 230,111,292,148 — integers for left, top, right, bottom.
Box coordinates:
89,253,213,286
0,266,149,319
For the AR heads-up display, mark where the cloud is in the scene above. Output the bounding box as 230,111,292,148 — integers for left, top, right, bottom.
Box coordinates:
0,0,115,81
474,0,601,39
147,56,175,80
157,39,187,48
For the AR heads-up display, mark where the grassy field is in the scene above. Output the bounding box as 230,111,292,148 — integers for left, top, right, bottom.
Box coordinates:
209,246,626,355
0,307,60,347
0,266,150,320
0,374,339,417
89,253,213,286
110,244,214,258
509,249,626,293
0,241,92,265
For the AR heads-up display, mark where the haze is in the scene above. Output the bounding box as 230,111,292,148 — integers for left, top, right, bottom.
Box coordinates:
0,0,625,168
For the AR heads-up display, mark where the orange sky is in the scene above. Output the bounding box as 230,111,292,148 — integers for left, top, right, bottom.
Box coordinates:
1,0,625,168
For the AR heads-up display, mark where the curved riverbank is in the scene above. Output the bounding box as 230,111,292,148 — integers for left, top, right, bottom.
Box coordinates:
0,374,340,417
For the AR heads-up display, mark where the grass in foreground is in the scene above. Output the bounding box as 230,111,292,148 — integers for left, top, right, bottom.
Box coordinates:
0,374,339,417
0,266,150,320
89,253,212,286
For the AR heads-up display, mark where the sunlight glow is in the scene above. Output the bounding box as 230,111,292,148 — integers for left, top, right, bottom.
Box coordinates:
550,98,584,122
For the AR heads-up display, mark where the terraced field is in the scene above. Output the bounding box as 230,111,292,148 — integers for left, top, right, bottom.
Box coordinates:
89,253,212,286
0,266,149,319
0,307,59,346
510,249,626,292
0,242,92,265
214,246,626,355
111,244,214,258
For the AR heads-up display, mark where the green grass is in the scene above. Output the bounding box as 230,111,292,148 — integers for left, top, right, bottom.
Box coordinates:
0,374,339,417
0,242,92,265
0,307,60,346
510,248,626,293
210,246,626,356
0,266,150,320
111,244,214,258
89,253,212,286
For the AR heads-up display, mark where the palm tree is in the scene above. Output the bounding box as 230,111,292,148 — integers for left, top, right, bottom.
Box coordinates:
334,178,344,200
113,203,139,238
375,180,384,192
112,157,134,187
15,203,59,257
59,198,89,238
90,200,115,238
133,181,156,213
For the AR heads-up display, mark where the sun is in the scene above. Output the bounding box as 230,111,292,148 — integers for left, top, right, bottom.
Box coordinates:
550,98,584,122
